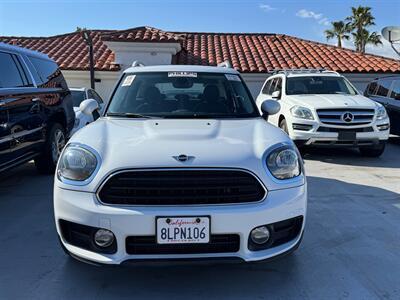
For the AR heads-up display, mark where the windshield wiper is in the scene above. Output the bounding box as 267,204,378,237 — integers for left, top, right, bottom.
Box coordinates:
107,112,154,119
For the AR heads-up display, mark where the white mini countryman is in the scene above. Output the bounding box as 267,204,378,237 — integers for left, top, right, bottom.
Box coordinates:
54,63,307,265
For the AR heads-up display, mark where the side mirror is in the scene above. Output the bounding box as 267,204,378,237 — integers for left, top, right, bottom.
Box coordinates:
261,100,280,118
271,90,281,99
79,99,99,117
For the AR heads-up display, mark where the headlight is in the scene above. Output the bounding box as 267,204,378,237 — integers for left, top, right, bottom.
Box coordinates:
376,106,387,120
290,106,314,120
267,147,301,180
57,145,98,182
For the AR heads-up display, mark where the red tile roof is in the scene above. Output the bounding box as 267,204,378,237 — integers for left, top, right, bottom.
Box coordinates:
173,32,400,73
1,27,399,73
102,26,183,43
0,31,118,71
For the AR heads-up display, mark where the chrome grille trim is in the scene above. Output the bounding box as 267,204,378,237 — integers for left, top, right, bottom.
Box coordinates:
317,108,375,126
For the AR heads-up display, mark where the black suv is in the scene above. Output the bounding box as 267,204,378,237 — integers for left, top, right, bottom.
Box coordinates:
0,43,74,173
365,76,400,136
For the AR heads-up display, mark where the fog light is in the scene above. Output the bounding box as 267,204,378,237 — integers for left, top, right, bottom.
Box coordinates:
94,229,115,248
250,226,270,245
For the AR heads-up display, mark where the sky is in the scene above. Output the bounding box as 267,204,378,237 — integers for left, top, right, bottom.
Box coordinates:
0,0,399,58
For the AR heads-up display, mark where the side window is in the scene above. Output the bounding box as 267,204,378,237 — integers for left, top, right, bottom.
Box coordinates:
0,52,30,88
268,78,278,95
366,81,378,95
375,79,391,97
262,80,272,95
390,80,400,101
274,78,282,93
28,56,59,85
88,90,104,104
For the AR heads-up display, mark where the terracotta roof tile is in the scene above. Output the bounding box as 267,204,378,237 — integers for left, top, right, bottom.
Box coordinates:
1,27,399,73
173,32,400,73
101,26,183,43
0,31,118,71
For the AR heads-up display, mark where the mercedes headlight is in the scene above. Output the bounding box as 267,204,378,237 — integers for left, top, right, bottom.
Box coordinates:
376,106,387,120
57,144,98,182
290,106,314,120
267,147,301,180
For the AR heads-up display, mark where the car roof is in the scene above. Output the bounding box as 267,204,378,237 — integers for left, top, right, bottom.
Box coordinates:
69,87,87,92
373,75,400,81
286,72,341,78
0,42,50,61
123,64,240,74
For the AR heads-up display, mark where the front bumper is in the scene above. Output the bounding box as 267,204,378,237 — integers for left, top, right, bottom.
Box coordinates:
288,118,390,146
54,184,307,265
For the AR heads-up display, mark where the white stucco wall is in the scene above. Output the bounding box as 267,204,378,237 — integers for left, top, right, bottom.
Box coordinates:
103,41,181,71
62,70,120,102
62,69,397,102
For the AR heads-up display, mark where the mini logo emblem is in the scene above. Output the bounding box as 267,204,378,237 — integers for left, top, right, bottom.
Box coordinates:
173,154,195,162
341,112,354,123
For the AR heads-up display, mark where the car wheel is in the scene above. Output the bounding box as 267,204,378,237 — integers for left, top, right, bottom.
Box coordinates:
279,118,289,135
35,123,66,174
359,141,386,157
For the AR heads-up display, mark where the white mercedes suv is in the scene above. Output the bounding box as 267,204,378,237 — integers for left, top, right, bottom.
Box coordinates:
255,70,390,157
54,63,307,265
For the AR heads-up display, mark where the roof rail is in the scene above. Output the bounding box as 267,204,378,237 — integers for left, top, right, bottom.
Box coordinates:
272,68,327,75
217,60,232,68
132,61,145,67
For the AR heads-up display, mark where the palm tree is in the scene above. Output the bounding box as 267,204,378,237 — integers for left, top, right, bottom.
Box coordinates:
346,6,381,53
325,21,352,48
352,29,382,53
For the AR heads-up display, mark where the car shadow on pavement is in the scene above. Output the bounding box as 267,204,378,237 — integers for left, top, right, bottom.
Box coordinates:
301,136,400,169
38,176,400,300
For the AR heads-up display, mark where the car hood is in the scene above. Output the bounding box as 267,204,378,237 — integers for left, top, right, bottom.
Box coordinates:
60,117,304,192
285,94,378,109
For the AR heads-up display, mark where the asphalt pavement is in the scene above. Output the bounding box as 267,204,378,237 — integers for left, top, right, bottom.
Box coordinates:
0,138,399,299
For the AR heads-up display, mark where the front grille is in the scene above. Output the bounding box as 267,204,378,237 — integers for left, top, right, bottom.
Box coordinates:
126,234,240,255
312,140,375,146
317,126,374,133
98,169,266,205
317,108,375,126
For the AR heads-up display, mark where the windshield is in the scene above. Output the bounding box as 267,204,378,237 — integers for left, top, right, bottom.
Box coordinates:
71,91,86,107
106,72,259,118
286,76,357,95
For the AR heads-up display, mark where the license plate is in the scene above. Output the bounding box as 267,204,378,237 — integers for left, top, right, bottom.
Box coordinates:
156,216,210,244
338,131,356,141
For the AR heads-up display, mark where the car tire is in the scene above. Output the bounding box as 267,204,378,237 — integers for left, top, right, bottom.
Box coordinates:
35,123,66,174
359,141,386,157
279,118,289,135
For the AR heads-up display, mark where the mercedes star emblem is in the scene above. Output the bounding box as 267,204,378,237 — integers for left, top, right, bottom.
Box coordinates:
341,112,354,123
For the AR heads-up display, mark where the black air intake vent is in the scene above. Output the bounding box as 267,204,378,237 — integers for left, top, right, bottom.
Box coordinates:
98,169,266,205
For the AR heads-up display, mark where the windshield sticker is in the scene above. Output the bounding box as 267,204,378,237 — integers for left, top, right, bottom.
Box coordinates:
225,74,241,82
122,75,136,86
168,71,198,78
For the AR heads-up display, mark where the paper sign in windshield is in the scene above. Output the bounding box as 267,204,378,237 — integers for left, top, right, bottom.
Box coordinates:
122,75,136,86
225,74,241,82
168,72,198,78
